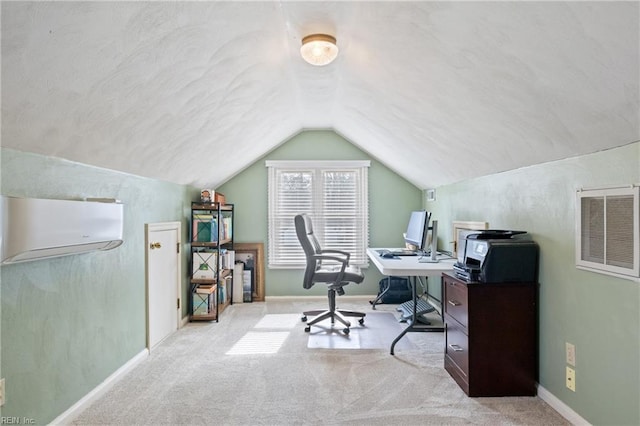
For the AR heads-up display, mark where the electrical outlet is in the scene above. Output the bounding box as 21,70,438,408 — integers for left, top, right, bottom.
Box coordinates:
0,378,5,406
566,367,576,392
566,342,576,366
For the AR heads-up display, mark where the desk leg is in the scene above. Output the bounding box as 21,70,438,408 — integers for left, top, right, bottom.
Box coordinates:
390,276,418,355
390,276,444,355
369,276,391,310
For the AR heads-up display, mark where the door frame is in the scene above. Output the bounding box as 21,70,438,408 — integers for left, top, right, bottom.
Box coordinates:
145,221,182,350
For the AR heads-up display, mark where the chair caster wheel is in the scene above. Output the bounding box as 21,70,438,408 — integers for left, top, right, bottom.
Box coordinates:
343,328,350,335
305,326,311,332
359,318,365,325
301,316,307,322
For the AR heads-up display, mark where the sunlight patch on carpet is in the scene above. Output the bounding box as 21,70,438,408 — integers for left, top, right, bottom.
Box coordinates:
226,331,290,355
254,314,300,329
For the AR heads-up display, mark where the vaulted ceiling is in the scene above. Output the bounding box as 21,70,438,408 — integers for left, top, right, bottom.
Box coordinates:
2,2,638,190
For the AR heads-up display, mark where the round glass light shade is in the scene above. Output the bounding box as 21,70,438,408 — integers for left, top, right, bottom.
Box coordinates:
300,34,339,66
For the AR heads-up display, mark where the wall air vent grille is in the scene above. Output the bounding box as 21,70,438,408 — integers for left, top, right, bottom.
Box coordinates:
576,186,639,280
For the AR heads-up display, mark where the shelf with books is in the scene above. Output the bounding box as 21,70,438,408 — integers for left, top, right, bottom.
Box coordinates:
189,202,234,322
191,283,217,320
191,238,233,249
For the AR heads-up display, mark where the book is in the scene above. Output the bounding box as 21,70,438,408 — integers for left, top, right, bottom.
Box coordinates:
218,284,226,304
192,216,218,242
221,217,232,240
194,284,216,294
221,250,235,269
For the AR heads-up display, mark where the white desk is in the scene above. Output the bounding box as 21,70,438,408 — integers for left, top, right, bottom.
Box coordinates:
367,248,456,277
367,248,456,354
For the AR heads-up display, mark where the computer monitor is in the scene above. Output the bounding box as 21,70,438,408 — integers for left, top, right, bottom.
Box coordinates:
414,215,439,263
404,210,431,252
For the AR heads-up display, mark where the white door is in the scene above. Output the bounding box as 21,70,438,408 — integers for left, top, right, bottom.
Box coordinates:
146,221,182,350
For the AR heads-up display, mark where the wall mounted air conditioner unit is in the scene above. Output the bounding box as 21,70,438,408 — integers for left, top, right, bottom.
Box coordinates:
1,196,124,264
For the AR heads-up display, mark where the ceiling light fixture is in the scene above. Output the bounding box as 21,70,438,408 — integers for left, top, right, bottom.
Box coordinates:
300,34,339,66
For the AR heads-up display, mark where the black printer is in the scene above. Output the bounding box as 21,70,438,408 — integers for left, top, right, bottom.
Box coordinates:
453,230,539,283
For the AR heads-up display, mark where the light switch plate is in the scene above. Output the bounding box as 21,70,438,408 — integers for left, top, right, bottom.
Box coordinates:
566,342,576,366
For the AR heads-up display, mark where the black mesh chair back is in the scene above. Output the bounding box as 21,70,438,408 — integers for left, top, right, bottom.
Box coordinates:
294,213,366,334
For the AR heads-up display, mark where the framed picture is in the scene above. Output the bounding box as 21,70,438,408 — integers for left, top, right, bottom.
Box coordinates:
451,221,489,260
234,242,265,302
201,189,212,203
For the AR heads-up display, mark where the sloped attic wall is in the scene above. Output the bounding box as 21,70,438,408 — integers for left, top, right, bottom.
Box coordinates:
0,148,198,423
427,142,640,425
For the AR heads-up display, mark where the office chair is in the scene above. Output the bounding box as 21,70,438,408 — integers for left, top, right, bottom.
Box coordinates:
294,213,366,334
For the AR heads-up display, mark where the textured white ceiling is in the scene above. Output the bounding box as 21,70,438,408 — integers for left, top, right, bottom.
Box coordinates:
2,2,638,189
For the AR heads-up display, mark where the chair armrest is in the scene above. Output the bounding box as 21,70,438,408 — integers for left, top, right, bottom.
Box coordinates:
312,254,348,269
318,249,351,261
312,253,348,288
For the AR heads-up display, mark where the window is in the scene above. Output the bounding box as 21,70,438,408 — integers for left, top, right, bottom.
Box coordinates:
266,160,370,268
576,186,639,280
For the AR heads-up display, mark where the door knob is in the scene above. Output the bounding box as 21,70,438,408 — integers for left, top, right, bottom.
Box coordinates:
150,242,162,249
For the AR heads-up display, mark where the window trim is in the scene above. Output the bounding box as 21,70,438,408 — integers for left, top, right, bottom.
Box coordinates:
265,160,371,169
266,160,370,269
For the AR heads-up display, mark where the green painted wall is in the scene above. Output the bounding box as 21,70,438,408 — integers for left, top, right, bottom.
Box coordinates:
0,148,198,424
5,133,633,424
426,142,640,425
217,130,423,296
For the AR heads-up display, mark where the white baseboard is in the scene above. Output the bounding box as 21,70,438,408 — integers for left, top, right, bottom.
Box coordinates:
537,385,591,425
49,349,149,425
180,315,190,328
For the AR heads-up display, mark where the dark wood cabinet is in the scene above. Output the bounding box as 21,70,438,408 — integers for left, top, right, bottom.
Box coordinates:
443,272,538,397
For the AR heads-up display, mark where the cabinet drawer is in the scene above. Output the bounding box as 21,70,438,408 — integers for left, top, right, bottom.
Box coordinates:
445,318,469,376
444,277,468,328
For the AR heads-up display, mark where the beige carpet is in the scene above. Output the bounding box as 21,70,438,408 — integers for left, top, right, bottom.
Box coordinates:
307,311,415,350
72,298,569,425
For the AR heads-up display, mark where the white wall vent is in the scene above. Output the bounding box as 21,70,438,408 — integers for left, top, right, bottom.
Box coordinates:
576,186,639,280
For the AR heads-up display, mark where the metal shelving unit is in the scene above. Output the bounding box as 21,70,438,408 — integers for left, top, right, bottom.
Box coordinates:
189,202,234,321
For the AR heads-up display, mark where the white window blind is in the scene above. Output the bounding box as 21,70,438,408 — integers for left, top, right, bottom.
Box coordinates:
576,186,639,280
266,160,370,268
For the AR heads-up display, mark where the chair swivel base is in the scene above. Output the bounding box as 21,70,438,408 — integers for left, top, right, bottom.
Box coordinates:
301,309,365,335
